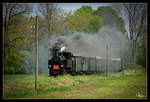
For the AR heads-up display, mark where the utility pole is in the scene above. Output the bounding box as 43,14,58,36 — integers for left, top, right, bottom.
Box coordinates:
95,56,97,73
106,44,109,77
35,15,39,89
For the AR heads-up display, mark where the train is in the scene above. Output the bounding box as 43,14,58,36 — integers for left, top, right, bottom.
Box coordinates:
48,44,122,77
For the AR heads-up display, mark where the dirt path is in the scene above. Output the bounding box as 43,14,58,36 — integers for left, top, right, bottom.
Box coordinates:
29,82,101,98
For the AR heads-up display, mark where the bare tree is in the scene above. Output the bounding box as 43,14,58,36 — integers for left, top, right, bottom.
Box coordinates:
111,3,146,71
37,3,64,36
38,3,57,34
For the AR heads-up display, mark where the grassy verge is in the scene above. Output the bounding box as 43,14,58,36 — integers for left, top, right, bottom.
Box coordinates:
3,67,147,99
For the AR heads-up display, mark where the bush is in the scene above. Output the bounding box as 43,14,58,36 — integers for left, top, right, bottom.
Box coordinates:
4,66,26,74
136,65,145,70
129,64,145,70
129,63,136,69
6,67,15,74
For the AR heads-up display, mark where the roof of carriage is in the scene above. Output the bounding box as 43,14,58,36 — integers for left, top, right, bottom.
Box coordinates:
73,54,121,61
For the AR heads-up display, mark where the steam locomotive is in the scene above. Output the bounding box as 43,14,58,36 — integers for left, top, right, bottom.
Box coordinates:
48,44,73,76
48,43,122,77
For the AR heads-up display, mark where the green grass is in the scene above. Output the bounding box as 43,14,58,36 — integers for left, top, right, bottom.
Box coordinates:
3,67,147,99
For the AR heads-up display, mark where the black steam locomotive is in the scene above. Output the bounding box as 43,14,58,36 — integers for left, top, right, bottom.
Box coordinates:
48,43,123,77
48,44,73,76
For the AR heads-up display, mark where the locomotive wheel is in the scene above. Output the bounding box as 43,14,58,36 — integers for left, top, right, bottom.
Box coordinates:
60,68,64,75
49,69,53,76
62,68,65,75
59,68,61,75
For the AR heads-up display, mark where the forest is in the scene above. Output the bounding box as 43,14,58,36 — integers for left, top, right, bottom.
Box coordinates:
3,3,146,74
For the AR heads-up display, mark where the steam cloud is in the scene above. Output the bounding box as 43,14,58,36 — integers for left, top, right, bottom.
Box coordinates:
23,26,128,74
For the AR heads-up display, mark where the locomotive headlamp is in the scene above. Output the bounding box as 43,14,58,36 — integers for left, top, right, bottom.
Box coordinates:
49,65,51,67
61,65,64,67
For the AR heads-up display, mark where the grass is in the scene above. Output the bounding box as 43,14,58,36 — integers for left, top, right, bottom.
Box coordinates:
3,67,147,99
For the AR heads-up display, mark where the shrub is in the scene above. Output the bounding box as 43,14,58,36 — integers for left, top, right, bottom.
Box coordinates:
136,65,145,70
129,63,136,69
129,64,145,70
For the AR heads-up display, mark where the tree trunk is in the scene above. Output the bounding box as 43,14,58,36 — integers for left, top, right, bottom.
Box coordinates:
131,39,137,72
4,7,9,72
133,40,137,73
129,40,132,64
132,40,134,64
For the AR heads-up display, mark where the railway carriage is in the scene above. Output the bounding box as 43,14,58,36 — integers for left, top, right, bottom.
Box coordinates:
69,55,122,75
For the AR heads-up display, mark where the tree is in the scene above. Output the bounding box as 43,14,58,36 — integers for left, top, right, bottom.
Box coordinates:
136,25,147,67
3,3,32,45
64,6,104,33
3,3,32,72
94,6,126,33
111,3,147,71
3,3,34,74
3,14,35,74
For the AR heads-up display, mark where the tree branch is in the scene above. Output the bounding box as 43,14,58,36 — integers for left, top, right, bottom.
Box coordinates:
135,9,145,41
4,37,24,47
9,37,24,43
